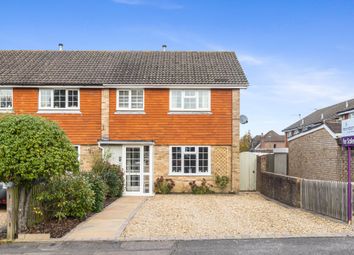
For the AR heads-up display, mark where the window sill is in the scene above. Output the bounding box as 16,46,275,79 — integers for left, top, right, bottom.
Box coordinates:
0,109,14,113
37,110,82,114
168,111,212,115
168,173,212,177
115,111,146,115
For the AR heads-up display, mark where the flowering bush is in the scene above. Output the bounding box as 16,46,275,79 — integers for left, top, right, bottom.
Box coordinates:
154,176,175,194
189,179,214,194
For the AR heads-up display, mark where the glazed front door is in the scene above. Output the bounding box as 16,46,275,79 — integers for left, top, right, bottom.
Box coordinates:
123,145,152,195
124,146,142,193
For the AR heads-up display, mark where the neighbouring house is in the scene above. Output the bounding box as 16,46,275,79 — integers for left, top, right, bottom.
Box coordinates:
0,49,248,195
250,130,286,153
283,99,354,181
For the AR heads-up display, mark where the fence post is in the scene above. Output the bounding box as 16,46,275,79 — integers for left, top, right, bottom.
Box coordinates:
7,185,18,240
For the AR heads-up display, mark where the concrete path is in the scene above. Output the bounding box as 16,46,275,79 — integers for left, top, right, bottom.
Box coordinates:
63,196,146,241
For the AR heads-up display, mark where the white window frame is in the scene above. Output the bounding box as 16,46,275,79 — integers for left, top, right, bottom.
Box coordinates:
169,89,211,112
116,89,144,111
0,88,13,111
74,145,80,161
38,88,80,111
350,113,354,119
169,146,211,176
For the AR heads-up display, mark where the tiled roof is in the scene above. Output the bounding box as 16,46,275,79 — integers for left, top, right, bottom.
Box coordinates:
262,130,285,142
325,121,342,134
283,99,354,131
0,50,248,87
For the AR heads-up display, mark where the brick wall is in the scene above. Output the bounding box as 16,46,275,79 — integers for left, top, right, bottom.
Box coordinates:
109,88,233,145
153,145,232,193
261,171,301,207
288,128,354,181
13,88,102,145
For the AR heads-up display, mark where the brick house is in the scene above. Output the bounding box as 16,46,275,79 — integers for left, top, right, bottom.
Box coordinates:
283,99,354,181
0,50,248,195
251,130,286,153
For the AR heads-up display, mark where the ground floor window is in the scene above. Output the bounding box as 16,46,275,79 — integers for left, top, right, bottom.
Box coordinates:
170,146,211,175
74,145,80,161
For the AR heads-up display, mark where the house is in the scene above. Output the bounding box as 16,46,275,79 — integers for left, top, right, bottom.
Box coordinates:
283,99,354,181
250,130,286,153
0,49,248,195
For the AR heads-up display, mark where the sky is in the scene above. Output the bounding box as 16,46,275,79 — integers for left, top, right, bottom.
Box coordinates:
1,0,354,136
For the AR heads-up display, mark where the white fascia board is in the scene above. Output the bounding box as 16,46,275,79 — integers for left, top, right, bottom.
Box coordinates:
98,140,155,146
288,124,340,142
103,84,248,89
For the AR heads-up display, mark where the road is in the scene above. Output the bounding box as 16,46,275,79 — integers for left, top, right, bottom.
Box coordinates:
1,237,354,254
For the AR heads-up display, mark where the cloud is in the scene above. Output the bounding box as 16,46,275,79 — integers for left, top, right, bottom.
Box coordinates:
240,53,354,135
112,0,183,10
238,54,264,66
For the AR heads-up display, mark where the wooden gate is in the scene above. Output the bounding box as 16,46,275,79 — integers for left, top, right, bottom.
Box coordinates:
240,152,257,191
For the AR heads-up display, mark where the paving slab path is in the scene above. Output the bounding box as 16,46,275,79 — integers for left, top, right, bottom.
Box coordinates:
63,196,146,241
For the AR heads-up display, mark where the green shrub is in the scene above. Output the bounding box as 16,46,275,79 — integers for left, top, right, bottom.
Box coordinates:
82,172,108,213
154,176,175,194
0,114,79,231
36,174,95,220
215,175,229,191
92,159,124,198
189,179,214,194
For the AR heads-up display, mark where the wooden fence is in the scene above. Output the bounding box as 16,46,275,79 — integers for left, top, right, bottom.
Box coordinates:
301,179,351,222
6,185,44,239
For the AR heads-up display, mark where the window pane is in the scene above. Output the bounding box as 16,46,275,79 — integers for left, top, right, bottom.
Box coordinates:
144,146,150,173
68,90,79,108
131,89,143,109
198,90,210,109
118,90,129,108
172,147,182,173
185,90,196,97
184,153,197,174
0,89,13,109
40,89,52,108
53,90,66,108
198,147,209,173
171,90,182,109
184,90,197,110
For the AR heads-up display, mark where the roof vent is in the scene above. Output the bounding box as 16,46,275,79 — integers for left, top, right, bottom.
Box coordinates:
58,43,64,51
346,101,349,108
321,113,324,120
301,119,304,125
162,45,167,52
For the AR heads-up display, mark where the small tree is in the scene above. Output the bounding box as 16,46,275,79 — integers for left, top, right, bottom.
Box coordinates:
0,115,79,232
240,131,252,152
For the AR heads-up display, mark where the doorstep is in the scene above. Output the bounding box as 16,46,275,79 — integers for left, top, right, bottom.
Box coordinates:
62,196,147,241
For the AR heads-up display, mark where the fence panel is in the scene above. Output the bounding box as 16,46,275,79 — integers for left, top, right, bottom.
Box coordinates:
27,185,44,227
301,179,349,222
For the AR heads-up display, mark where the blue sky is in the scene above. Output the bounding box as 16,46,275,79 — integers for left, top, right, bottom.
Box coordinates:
1,0,354,136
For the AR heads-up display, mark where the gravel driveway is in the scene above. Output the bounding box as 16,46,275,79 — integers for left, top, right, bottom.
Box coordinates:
122,193,354,240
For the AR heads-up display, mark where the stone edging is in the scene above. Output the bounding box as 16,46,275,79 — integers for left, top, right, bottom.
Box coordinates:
114,197,148,240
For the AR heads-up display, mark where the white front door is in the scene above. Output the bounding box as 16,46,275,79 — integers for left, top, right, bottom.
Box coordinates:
123,145,153,195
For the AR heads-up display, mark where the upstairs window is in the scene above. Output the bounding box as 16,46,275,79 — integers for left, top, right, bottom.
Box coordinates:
39,89,79,110
0,88,13,110
170,90,210,111
170,146,211,175
117,89,144,111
